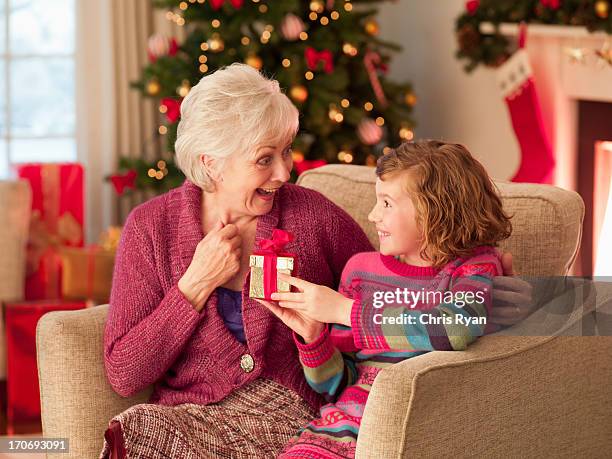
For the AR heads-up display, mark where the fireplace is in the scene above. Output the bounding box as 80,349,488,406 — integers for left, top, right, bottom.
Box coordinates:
493,23,612,276
577,101,612,276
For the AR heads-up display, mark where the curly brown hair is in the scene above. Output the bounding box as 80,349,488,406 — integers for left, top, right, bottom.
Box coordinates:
376,140,512,268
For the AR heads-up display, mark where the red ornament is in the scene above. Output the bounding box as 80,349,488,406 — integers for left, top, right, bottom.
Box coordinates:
161,97,183,123
305,47,334,74
281,13,305,41
209,0,243,10
110,170,137,195
294,158,327,175
466,0,480,14
357,118,383,146
540,0,561,9
147,34,178,63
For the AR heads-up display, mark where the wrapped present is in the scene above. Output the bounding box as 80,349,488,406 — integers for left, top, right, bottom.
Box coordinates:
18,164,84,300
249,229,296,300
60,246,116,303
4,300,87,433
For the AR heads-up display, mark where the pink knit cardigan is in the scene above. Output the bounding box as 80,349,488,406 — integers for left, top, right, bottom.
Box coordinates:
103,179,373,410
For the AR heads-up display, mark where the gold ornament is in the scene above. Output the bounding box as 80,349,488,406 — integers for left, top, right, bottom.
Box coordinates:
595,0,609,19
245,54,263,70
207,33,225,52
292,150,305,162
146,79,161,96
404,92,417,106
365,19,379,36
177,79,191,97
289,85,309,103
309,0,325,13
366,154,377,167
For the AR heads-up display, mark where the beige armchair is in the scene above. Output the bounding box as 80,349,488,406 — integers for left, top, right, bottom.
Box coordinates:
37,165,612,458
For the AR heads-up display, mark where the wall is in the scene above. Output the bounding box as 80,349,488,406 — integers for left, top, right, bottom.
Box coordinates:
377,0,520,181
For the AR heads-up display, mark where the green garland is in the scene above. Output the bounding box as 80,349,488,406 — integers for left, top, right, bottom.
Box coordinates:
456,0,612,72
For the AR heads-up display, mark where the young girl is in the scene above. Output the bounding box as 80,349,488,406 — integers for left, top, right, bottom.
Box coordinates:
258,140,512,459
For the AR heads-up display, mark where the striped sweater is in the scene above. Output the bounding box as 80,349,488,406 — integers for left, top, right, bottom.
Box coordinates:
285,248,501,455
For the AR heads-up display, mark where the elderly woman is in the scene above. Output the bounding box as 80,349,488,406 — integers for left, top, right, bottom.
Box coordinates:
100,64,528,458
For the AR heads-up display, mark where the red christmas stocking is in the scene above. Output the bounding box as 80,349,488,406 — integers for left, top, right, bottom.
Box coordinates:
497,48,555,184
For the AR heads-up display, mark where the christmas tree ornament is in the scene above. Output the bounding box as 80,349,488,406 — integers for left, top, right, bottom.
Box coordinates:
357,118,383,145
496,24,555,183
245,54,263,70
363,51,388,107
289,85,309,103
595,0,609,19
366,154,377,167
338,150,354,163
309,0,325,14
207,33,225,52
146,79,161,96
364,19,379,36
210,0,244,10
147,34,178,62
404,92,417,106
177,80,191,97
305,47,334,73
281,13,305,41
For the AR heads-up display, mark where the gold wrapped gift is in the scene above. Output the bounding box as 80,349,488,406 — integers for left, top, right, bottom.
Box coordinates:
249,254,294,300
60,246,116,303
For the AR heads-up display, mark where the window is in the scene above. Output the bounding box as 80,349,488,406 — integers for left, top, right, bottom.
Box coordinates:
0,0,76,178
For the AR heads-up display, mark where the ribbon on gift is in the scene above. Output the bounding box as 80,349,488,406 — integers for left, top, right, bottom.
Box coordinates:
255,230,295,300
25,164,84,298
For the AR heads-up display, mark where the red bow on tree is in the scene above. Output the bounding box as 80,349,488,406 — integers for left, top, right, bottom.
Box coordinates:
110,170,137,195
294,158,327,176
466,0,480,14
161,98,183,123
305,47,334,74
209,0,243,10
540,0,561,9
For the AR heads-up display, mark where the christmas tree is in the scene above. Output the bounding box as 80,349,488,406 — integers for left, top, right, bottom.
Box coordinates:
109,0,417,194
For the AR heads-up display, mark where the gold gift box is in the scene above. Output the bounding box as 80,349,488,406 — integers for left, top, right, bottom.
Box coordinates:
249,255,294,299
60,247,116,303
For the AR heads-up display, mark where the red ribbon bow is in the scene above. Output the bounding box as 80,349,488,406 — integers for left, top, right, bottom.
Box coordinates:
110,170,137,195
161,97,183,123
210,0,243,10
540,0,561,10
258,229,294,253
305,47,334,74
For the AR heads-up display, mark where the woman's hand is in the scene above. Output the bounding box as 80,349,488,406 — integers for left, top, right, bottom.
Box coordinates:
178,221,241,312
491,252,535,326
270,274,354,327
256,299,325,344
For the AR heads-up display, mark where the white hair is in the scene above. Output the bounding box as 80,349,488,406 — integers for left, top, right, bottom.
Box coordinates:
175,63,299,191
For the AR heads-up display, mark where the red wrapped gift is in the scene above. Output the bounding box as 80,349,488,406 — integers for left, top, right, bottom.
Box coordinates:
4,300,87,433
18,164,85,300
248,229,296,300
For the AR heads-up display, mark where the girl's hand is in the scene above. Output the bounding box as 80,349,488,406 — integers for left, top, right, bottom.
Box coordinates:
256,299,325,344
270,273,354,327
